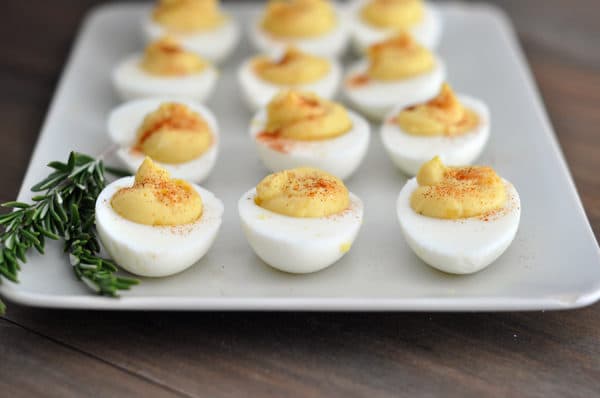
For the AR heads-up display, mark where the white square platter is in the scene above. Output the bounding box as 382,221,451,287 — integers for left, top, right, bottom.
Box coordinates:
1,2,599,311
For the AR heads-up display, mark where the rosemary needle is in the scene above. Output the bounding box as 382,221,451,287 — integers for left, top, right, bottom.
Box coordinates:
0,152,139,313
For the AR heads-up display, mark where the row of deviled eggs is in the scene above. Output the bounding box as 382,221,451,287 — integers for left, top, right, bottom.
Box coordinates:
140,0,442,63
97,155,520,278
113,33,447,124
108,81,488,183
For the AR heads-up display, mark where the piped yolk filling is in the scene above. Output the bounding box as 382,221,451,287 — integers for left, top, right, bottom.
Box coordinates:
111,157,203,226
253,47,330,85
396,83,479,136
140,37,207,76
261,91,352,142
255,167,349,217
367,33,434,80
261,0,336,38
410,156,506,219
361,0,424,30
134,103,213,164
152,0,226,32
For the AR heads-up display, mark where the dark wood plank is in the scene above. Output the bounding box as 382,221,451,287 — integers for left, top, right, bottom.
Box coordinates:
0,0,599,397
4,307,600,398
0,318,184,397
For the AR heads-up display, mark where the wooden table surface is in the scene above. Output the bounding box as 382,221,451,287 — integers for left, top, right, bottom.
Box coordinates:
1,1,599,397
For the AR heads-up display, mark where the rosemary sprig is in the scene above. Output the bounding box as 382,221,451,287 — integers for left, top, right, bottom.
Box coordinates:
0,152,138,312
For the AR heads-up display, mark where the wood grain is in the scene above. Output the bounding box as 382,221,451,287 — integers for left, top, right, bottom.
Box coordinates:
5,309,600,397
1,1,599,397
0,318,184,397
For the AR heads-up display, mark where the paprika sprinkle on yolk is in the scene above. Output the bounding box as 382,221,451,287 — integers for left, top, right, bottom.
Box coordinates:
253,47,330,85
395,83,479,136
261,90,352,142
261,0,336,38
366,33,434,81
134,102,213,164
255,167,350,217
111,157,203,226
140,36,207,76
361,0,424,30
153,0,226,32
410,156,507,219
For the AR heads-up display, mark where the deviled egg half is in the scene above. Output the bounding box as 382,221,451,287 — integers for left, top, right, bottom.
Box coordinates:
112,36,218,102
250,90,370,180
239,167,364,273
108,98,219,183
381,83,490,175
96,157,223,277
397,157,521,274
343,33,445,121
238,46,342,111
250,0,349,57
348,0,442,52
142,0,240,63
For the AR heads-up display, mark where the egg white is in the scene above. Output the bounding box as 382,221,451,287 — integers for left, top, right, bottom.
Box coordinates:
381,95,490,175
343,57,446,121
397,177,520,274
237,55,342,111
348,0,442,52
239,188,364,273
107,97,219,183
249,108,370,180
112,53,218,102
142,13,240,63
95,177,224,277
249,6,350,57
